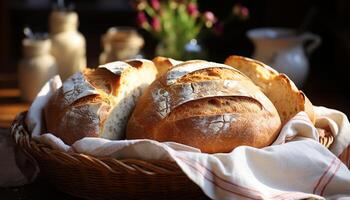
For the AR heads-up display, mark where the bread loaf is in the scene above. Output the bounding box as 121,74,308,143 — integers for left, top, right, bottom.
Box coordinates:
45,59,157,145
126,60,282,153
224,55,315,124
152,56,182,77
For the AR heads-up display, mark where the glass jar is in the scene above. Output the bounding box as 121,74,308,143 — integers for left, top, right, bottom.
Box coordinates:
18,38,57,102
50,10,86,81
99,27,144,64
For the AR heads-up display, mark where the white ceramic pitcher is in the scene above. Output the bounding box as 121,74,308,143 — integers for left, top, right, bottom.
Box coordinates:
247,28,321,87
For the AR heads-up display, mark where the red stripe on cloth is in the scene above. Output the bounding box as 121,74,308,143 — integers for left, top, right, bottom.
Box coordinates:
175,155,264,200
320,160,342,196
177,155,262,194
271,191,318,200
313,157,337,194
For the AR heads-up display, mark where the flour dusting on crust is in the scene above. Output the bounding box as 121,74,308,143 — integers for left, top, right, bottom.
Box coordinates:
152,83,171,118
193,114,239,134
99,61,131,75
62,72,99,106
152,79,261,119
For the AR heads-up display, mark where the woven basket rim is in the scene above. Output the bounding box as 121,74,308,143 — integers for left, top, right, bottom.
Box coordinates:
11,111,335,175
10,111,336,199
11,111,187,175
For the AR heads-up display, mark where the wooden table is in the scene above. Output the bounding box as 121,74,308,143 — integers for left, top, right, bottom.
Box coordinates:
0,73,31,128
0,75,78,199
0,88,30,128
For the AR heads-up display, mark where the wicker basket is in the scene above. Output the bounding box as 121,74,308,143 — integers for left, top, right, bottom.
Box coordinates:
11,112,209,200
11,112,334,200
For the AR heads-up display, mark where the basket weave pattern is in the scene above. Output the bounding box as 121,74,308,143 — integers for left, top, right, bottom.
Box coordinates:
11,112,337,199
11,112,209,200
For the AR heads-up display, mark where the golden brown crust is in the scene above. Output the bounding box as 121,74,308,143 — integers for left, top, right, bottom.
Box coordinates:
152,56,182,77
45,59,159,145
127,60,282,153
157,97,280,153
152,111,280,153
44,70,118,145
177,68,246,83
84,68,121,95
224,55,315,124
167,97,263,121
303,94,315,123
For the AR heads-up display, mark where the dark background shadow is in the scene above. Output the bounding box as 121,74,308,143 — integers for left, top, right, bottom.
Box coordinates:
1,0,349,116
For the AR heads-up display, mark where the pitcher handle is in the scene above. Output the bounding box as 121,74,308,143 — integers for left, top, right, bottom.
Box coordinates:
302,33,321,55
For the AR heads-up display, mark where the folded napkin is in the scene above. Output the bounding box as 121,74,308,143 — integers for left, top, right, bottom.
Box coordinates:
3,77,350,199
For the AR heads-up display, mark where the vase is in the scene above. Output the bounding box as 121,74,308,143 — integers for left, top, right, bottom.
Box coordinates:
155,39,206,60
247,28,321,87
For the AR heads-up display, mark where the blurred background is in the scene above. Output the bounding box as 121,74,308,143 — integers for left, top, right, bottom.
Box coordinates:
0,0,350,198
0,0,350,119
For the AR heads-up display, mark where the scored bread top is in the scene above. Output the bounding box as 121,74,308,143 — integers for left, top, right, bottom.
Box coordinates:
61,72,100,107
151,79,264,119
127,60,282,153
225,55,315,124
98,61,131,75
130,60,280,124
68,61,135,105
45,61,142,144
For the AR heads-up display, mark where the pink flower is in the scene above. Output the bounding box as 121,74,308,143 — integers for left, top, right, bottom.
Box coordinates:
137,12,148,26
203,11,216,23
203,11,217,28
150,0,160,10
151,17,161,32
187,3,198,17
241,7,249,19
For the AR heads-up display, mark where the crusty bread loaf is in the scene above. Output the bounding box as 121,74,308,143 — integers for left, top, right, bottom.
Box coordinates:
225,55,315,124
152,56,182,77
126,60,282,153
126,58,159,91
45,59,158,145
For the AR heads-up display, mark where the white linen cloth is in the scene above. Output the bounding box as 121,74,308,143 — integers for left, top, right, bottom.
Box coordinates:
2,77,350,199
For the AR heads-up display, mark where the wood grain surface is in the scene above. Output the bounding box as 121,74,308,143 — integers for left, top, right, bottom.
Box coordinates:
0,88,30,128
0,74,30,128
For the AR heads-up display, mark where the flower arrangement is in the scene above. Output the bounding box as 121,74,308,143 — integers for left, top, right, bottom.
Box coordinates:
134,0,249,59
135,0,217,59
